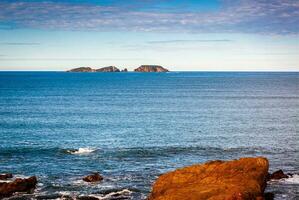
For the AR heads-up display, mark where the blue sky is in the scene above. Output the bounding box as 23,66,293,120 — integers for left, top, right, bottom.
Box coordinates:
0,0,298,71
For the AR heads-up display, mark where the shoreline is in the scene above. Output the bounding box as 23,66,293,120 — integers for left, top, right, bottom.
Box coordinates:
1,157,298,199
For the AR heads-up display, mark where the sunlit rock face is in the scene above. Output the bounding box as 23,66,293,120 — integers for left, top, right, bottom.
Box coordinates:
149,157,269,200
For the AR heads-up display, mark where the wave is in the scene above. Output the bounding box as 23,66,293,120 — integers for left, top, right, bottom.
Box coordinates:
0,146,99,156
0,145,295,158
280,174,299,184
36,189,134,200
83,189,133,200
66,147,97,155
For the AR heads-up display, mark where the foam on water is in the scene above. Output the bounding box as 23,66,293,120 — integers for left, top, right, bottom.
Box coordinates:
281,174,299,184
67,147,97,155
84,189,133,200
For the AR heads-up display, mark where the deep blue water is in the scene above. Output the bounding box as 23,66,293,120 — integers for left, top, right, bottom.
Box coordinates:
0,72,298,199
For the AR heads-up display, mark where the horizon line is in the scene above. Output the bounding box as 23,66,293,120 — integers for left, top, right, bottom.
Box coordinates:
0,70,298,73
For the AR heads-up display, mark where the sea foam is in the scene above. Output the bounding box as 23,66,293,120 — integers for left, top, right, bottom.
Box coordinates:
84,189,133,200
67,147,96,155
281,174,299,184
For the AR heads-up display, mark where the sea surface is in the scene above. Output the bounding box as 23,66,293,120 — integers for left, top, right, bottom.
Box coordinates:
0,72,298,200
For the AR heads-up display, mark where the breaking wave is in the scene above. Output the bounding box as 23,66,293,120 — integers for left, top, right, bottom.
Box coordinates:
66,147,97,155
82,189,133,199
280,174,299,184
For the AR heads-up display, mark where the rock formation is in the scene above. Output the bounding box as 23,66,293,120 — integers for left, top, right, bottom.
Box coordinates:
0,173,13,180
121,68,128,72
134,65,169,72
67,67,95,72
148,157,269,200
0,176,37,198
267,169,289,180
96,66,120,72
83,172,103,182
67,66,123,72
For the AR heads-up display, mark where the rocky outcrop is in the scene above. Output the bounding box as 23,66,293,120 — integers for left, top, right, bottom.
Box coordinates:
267,169,289,180
148,157,269,200
67,67,95,72
134,65,169,72
0,176,37,198
83,172,103,182
96,66,120,72
0,173,13,180
121,68,128,72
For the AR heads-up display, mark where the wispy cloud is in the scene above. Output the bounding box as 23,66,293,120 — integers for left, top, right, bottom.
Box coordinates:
0,0,298,34
148,39,232,44
0,42,40,45
0,57,149,61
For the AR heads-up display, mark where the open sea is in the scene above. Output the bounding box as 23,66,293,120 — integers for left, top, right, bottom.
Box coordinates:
0,72,298,200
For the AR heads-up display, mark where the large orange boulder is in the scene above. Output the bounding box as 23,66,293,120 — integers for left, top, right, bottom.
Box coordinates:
148,157,269,200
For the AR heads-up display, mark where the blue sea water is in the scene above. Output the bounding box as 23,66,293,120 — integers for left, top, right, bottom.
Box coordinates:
0,72,298,199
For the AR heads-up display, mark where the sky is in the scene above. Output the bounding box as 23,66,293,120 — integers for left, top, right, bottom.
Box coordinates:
0,0,298,71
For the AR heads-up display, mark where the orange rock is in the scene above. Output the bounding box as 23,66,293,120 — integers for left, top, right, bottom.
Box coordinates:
148,157,269,200
83,172,103,182
0,176,37,198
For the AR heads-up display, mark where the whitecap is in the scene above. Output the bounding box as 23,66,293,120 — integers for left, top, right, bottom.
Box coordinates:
80,189,133,200
67,147,97,155
281,174,299,184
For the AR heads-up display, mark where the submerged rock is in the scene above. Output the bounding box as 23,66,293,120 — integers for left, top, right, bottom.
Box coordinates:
134,65,169,72
0,173,13,180
264,192,275,200
96,66,120,72
67,67,95,72
268,169,289,180
148,157,269,200
83,172,103,182
0,176,37,198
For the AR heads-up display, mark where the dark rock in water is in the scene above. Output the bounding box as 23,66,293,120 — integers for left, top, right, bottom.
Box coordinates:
0,173,13,180
268,169,289,180
96,66,120,72
148,157,269,200
83,172,103,182
134,65,169,72
264,192,275,200
0,176,37,198
121,68,128,72
67,67,95,72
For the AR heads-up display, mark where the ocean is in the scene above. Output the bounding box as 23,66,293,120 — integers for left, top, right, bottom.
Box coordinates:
0,72,298,199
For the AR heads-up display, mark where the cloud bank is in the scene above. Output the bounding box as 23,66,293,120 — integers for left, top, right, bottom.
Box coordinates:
0,0,298,34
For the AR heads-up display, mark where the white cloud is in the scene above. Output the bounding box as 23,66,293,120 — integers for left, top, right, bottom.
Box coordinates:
0,0,298,34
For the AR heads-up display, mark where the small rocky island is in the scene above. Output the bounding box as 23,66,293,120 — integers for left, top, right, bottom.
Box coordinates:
96,66,120,72
67,65,169,72
67,66,122,72
134,65,169,72
67,67,95,72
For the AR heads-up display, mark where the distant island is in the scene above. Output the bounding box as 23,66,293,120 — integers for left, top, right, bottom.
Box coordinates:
134,65,169,72
67,65,169,72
